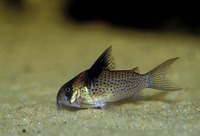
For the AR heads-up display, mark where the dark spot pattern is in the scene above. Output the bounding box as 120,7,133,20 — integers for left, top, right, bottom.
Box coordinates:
89,69,149,102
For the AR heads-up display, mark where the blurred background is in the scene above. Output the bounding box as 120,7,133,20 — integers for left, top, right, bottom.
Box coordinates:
1,1,200,136
1,0,200,106
1,0,200,32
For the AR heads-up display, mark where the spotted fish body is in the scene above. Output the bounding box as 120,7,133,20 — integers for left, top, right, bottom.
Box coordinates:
89,70,149,104
57,46,182,108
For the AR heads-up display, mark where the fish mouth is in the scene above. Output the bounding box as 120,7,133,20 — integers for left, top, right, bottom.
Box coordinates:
57,95,68,108
58,96,81,108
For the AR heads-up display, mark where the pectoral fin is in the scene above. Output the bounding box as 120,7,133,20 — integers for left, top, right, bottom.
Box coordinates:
79,102,97,108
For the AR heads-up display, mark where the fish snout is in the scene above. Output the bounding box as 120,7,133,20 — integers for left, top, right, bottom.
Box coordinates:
57,88,68,107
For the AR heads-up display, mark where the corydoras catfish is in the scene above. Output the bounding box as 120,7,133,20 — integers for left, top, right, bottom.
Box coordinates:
57,46,182,108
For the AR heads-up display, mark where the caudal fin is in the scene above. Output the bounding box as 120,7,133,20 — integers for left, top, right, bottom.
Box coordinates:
148,57,182,91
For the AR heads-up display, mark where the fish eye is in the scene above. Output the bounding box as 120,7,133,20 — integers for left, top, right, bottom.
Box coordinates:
65,87,71,93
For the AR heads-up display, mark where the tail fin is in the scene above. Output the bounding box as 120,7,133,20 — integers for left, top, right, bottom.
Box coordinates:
147,57,182,91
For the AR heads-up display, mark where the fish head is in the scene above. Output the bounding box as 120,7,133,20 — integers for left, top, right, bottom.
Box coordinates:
57,74,85,108
57,70,90,108
57,80,74,108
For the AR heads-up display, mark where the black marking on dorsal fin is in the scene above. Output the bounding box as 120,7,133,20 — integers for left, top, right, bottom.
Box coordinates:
85,46,115,86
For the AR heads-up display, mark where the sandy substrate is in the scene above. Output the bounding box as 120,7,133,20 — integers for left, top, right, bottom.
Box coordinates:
0,4,200,136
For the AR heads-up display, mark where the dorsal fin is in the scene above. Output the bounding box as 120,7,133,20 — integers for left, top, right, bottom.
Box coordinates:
85,46,115,85
131,67,140,73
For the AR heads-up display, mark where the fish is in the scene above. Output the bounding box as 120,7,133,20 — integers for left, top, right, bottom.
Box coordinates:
57,46,182,109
